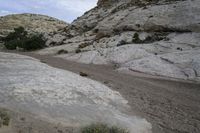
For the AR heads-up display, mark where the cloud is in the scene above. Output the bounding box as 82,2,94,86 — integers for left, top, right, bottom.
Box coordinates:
0,0,97,22
55,0,97,13
0,10,12,16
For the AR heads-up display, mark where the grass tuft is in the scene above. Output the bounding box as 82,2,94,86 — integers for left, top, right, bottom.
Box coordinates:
81,123,129,133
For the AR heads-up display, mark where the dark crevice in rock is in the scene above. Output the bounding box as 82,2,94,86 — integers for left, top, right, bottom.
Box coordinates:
160,57,174,64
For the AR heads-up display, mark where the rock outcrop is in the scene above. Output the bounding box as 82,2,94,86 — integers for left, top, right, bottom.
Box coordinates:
0,52,152,133
37,0,200,82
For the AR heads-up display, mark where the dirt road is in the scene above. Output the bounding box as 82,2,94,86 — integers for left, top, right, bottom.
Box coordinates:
6,51,200,133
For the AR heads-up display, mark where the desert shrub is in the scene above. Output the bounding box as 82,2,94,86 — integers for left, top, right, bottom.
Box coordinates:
3,26,46,51
4,39,19,50
93,29,99,33
81,123,129,133
19,34,46,51
75,49,81,53
0,110,10,127
57,49,68,54
132,32,167,44
3,27,27,42
177,47,183,51
113,28,121,35
132,33,142,43
78,43,91,49
117,40,127,47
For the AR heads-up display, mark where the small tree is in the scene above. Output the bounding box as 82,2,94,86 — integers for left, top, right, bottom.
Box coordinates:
3,26,27,42
19,34,46,51
3,26,46,51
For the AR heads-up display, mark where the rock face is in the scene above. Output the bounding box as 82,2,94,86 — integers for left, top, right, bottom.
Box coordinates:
0,52,152,133
37,0,200,81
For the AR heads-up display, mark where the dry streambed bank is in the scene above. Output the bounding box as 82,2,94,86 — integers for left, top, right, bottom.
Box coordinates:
17,51,200,133
0,52,151,133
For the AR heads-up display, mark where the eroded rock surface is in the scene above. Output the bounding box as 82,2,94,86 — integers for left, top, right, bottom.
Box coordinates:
0,52,151,133
37,0,200,81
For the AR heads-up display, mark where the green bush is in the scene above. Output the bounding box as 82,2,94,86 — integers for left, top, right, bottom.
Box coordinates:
3,26,46,51
132,32,166,44
81,123,129,133
19,34,46,51
75,48,81,53
132,33,142,43
4,39,19,50
0,110,10,127
3,27,27,42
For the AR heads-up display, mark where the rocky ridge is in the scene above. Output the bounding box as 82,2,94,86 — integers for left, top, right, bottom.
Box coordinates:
37,0,200,81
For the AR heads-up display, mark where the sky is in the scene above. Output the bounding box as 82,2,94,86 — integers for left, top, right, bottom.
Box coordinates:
0,0,97,22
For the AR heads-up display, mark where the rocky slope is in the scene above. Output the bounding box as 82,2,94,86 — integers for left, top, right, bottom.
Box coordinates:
0,52,152,133
37,0,200,81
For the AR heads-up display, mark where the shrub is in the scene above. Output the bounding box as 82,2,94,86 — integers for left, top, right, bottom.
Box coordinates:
81,123,129,133
57,49,68,54
0,110,10,127
132,33,142,43
4,39,19,50
75,49,81,53
78,43,91,49
3,27,27,42
117,40,127,47
132,32,167,44
19,34,46,51
93,29,99,33
3,26,46,51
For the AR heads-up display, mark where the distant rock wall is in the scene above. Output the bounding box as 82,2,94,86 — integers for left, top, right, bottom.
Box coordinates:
37,0,200,82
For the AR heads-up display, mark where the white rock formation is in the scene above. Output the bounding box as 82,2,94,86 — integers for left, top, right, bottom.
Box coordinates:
0,52,152,133
37,0,200,81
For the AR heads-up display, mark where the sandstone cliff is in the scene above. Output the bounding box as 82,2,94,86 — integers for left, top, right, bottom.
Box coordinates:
37,0,200,82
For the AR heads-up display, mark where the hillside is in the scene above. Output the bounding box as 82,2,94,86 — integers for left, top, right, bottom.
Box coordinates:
37,0,200,82
0,13,68,35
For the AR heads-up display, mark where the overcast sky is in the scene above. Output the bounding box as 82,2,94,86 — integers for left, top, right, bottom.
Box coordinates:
0,0,97,22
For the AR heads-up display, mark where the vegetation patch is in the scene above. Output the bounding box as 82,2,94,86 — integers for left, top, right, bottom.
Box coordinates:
132,32,168,44
117,40,127,47
0,109,10,127
3,26,46,51
75,49,82,53
81,123,129,133
78,42,92,49
57,49,68,54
